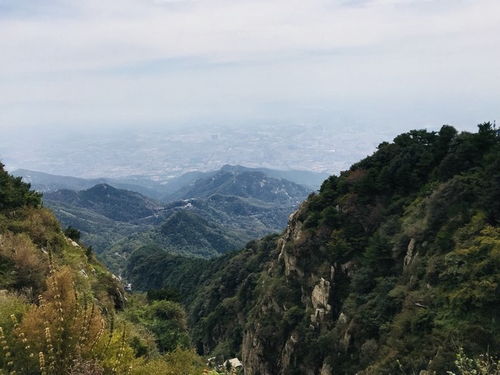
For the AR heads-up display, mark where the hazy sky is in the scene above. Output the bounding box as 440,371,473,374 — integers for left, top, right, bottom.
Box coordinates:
0,0,499,134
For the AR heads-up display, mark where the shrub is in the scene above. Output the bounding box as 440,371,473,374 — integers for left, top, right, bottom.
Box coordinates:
0,232,49,294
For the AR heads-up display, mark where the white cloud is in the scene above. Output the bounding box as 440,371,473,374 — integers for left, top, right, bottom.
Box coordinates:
0,0,499,129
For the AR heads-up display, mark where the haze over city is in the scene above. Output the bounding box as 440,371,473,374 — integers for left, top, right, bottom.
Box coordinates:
1,0,499,176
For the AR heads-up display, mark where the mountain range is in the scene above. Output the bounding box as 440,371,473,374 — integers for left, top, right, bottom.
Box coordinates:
13,165,327,200
0,162,208,374
39,166,311,273
1,124,498,374
126,124,500,374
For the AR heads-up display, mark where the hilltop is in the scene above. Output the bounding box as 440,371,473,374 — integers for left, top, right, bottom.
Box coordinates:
42,167,310,273
127,123,500,374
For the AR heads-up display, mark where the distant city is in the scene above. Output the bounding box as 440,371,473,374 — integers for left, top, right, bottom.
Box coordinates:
0,123,395,180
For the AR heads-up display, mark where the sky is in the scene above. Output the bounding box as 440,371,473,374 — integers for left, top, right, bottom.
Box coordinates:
0,0,499,179
0,0,498,133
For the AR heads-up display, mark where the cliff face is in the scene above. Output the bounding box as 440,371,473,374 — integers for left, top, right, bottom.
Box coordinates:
188,124,500,375
241,206,339,375
119,124,500,374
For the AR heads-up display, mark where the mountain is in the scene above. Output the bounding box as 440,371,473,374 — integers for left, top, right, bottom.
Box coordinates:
0,163,207,374
219,165,329,190
166,166,309,204
126,124,500,374
43,168,310,274
159,210,240,252
45,183,162,222
13,168,168,200
103,171,308,272
13,165,326,202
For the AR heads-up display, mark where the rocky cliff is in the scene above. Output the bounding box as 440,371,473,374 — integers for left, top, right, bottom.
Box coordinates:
237,124,500,374
125,124,500,374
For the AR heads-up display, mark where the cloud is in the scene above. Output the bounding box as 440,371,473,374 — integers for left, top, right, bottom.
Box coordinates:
0,0,499,129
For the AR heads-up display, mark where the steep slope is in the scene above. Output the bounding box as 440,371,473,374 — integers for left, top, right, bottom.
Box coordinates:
43,185,161,272
127,124,500,374
0,163,210,374
103,197,282,272
159,210,239,252
50,170,309,274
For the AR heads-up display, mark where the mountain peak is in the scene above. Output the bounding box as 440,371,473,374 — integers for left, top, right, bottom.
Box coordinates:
87,183,116,192
45,183,161,222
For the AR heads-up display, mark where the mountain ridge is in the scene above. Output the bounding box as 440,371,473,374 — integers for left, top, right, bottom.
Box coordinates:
14,165,327,202
126,123,500,374
43,168,310,273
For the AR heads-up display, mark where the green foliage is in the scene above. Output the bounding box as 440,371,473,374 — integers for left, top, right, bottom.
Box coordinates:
447,348,500,375
0,163,41,210
147,288,181,303
138,124,500,374
45,171,308,274
0,165,210,374
122,295,190,354
64,226,81,241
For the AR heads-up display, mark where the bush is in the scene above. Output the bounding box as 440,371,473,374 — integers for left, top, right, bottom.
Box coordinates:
64,226,81,242
0,163,41,210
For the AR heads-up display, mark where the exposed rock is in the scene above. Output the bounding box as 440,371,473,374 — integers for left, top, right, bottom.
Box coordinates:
279,331,299,372
223,358,243,370
278,210,305,277
404,238,417,268
340,261,355,276
338,312,348,325
242,330,273,375
320,361,333,375
310,278,331,323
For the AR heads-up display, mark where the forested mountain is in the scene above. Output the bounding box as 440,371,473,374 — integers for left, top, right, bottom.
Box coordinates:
14,165,326,202
127,124,500,374
13,169,167,200
166,166,309,204
163,165,326,201
45,184,162,222
0,163,211,374
42,169,309,273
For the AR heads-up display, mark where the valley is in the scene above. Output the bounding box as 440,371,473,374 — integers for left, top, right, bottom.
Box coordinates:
1,124,499,374
19,165,313,274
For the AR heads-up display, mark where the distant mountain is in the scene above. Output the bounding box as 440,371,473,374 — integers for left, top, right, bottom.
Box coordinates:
14,165,325,202
13,169,167,200
42,168,311,274
220,165,329,190
165,166,310,203
162,165,327,201
45,183,162,222
126,124,500,375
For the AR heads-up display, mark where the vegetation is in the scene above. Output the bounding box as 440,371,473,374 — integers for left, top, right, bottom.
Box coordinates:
0,164,210,374
447,348,500,375
128,124,500,374
43,170,307,274
3,124,499,374
0,163,41,210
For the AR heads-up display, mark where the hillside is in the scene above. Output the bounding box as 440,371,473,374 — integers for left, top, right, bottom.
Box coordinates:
127,124,500,374
14,165,327,202
13,169,167,200
44,183,162,222
165,166,309,204
0,163,211,374
44,169,309,274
